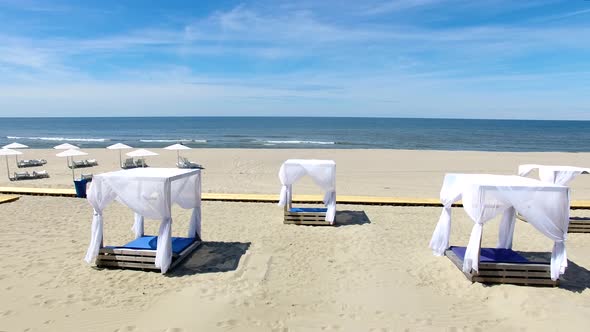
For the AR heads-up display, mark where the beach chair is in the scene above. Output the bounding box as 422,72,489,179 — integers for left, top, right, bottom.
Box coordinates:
121,158,137,169
11,171,31,181
177,157,204,169
32,170,49,179
85,159,98,166
68,160,86,169
80,173,93,181
445,246,556,287
17,159,47,168
135,158,148,168
9,170,49,181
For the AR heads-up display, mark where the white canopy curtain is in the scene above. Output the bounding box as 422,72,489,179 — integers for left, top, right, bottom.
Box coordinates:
519,164,590,186
429,174,570,281
277,159,336,222
84,168,202,273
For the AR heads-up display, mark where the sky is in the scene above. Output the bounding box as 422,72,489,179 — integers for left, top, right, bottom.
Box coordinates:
0,0,589,119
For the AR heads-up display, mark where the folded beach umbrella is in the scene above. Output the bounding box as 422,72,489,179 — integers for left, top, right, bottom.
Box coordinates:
0,148,23,179
56,148,88,181
106,143,133,168
163,143,191,163
2,142,28,162
126,149,158,167
53,143,79,150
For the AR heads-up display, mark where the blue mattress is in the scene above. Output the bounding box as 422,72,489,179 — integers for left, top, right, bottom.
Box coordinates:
289,207,327,213
109,236,196,255
450,246,530,264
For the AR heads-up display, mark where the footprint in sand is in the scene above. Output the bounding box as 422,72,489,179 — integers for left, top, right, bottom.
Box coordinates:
112,326,137,332
216,319,239,328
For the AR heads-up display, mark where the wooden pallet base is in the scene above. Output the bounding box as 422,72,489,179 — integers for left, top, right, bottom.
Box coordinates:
569,217,590,233
445,249,557,287
96,240,201,272
284,211,332,226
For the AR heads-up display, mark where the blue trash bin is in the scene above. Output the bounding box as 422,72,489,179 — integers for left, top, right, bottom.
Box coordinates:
74,179,88,198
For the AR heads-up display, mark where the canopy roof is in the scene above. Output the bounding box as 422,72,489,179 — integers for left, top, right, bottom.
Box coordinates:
56,149,88,157
429,173,570,281
2,142,28,149
519,164,590,186
126,149,158,157
85,168,202,273
54,143,79,150
0,148,23,156
106,143,133,150
164,143,191,151
277,159,336,222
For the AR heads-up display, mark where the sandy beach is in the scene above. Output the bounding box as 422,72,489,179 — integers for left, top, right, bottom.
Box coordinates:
3,148,590,199
1,149,590,331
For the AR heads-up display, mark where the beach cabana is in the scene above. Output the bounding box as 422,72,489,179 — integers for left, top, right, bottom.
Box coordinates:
106,143,133,168
519,164,590,233
429,173,570,286
84,168,202,273
278,159,336,225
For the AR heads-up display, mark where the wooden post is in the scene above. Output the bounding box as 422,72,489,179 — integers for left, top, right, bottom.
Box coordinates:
5,156,10,179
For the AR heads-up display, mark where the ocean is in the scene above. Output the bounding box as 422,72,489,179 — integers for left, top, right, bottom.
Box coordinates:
1,117,589,152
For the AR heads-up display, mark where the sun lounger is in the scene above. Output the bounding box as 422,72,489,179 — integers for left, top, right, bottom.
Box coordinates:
68,159,98,169
445,246,556,287
33,170,49,178
135,158,148,168
176,157,204,169
121,158,137,169
80,173,93,181
96,235,201,271
11,171,31,181
10,170,50,181
17,159,47,168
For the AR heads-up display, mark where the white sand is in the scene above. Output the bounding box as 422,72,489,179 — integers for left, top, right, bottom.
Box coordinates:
1,149,590,331
0,197,589,331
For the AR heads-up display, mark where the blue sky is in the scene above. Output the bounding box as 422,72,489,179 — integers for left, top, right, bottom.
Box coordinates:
0,0,589,119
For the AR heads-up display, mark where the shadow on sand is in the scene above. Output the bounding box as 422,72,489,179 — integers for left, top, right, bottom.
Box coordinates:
334,210,371,226
170,241,251,277
511,251,590,292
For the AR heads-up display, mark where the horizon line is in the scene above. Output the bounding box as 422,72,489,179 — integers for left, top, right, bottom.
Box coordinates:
0,115,589,122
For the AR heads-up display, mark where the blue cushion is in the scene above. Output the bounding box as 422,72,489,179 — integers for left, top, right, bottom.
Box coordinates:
450,246,530,264
289,207,327,213
109,236,196,255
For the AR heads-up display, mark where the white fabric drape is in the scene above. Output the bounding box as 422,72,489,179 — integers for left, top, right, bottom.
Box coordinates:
497,207,516,249
132,213,145,239
84,168,202,273
429,174,570,281
277,159,336,222
519,164,590,186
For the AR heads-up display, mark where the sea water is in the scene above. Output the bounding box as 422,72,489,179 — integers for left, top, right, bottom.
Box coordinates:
1,117,589,152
